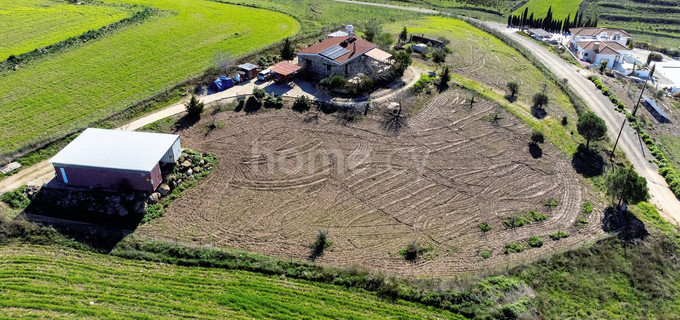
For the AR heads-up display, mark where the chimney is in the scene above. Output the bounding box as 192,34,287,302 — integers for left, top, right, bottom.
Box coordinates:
353,42,356,53
593,42,600,52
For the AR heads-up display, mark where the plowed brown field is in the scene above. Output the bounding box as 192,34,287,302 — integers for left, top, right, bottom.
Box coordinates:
138,89,604,276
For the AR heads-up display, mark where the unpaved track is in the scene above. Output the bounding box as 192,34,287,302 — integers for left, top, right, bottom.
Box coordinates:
139,89,601,276
335,0,680,223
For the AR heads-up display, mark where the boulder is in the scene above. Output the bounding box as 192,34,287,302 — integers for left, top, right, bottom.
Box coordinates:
132,201,146,214
148,192,161,204
186,169,193,176
159,184,171,196
182,160,192,169
193,166,201,173
199,159,205,165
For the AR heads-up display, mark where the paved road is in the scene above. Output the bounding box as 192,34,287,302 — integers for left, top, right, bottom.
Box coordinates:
0,66,421,194
335,0,680,222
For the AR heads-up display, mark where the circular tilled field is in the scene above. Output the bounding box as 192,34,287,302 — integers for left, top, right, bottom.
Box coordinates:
139,90,604,276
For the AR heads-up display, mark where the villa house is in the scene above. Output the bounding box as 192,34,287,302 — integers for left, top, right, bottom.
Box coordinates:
569,27,632,69
297,35,392,79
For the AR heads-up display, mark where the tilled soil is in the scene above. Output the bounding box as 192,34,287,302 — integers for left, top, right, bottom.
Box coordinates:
138,89,604,276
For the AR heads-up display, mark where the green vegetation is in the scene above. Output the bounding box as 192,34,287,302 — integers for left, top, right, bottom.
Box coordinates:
503,210,547,228
0,186,30,209
0,245,462,319
478,221,492,232
660,134,680,173
513,0,582,21
577,111,608,149
399,241,433,261
605,167,650,205
550,230,570,240
504,242,524,254
0,0,136,61
542,198,559,207
480,250,491,259
185,95,204,118
582,201,594,214
528,236,544,248
0,0,300,157
580,0,680,49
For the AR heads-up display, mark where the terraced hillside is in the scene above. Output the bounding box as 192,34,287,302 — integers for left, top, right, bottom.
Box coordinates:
580,0,680,48
0,0,299,157
0,245,461,319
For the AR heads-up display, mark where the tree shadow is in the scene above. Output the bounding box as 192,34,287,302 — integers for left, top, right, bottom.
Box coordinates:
173,114,200,133
382,109,406,135
505,95,517,102
244,97,262,114
528,142,543,158
436,81,449,93
571,144,605,177
531,106,547,119
602,206,648,240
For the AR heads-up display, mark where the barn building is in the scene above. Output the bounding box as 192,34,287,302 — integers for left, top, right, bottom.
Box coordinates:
297,35,392,79
49,128,181,192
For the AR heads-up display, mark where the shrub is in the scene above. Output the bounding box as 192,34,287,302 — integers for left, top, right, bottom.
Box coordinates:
263,94,283,109
582,201,593,214
550,231,569,240
252,87,266,100
504,242,524,254
478,222,492,232
244,96,261,113
532,92,548,108
528,210,547,221
647,52,663,64
412,75,433,94
185,95,204,117
601,87,610,96
320,75,347,91
480,250,491,259
355,75,374,94
311,228,332,255
531,130,544,144
400,240,421,261
542,198,559,207
292,95,311,112
528,236,543,248
1,186,30,209
561,116,568,126
507,82,518,98
503,216,529,228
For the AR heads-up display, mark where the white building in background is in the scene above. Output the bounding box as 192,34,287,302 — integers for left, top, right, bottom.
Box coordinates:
569,27,633,69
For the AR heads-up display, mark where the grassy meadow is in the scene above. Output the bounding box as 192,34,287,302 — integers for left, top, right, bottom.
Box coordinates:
513,0,582,20
0,245,462,319
0,0,137,61
385,17,581,152
0,0,299,156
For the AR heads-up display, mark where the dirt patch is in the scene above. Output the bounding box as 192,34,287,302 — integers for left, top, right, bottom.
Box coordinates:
138,88,603,276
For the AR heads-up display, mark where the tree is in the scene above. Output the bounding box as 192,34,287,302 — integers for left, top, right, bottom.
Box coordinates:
507,82,519,98
532,92,549,108
364,21,381,42
577,112,607,148
399,27,408,42
647,52,663,64
531,130,544,144
605,166,650,205
252,86,266,100
280,37,295,61
375,33,394,50
392,51,412,75
185,94,204,117
599,60,608,73
432,48,447,65
439,66,451,87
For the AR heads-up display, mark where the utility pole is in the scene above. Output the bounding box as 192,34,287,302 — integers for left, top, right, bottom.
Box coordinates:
610,65,655,159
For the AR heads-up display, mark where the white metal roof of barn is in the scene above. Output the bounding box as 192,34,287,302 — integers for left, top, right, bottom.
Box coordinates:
50,128,179,172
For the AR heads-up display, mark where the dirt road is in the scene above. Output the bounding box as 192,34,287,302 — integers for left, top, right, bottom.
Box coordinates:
0,67,420,194
333,0,680,223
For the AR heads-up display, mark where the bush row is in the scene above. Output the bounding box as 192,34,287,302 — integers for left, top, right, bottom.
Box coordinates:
587,76,680,198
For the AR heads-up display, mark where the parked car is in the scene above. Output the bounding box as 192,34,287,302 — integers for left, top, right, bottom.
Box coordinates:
257,69,274,81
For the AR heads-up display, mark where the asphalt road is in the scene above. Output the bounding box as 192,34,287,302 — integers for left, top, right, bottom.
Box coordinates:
335,0,680,222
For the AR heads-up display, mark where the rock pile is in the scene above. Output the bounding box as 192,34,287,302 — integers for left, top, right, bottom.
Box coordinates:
147,151,213,205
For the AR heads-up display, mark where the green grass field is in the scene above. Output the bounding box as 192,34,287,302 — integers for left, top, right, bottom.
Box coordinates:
0,0,299,156
0,245,461,319
513,0,582,20
384,17,580,153
0,0,137,61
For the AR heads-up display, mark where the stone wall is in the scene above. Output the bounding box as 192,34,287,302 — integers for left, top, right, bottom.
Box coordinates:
299,54,375,79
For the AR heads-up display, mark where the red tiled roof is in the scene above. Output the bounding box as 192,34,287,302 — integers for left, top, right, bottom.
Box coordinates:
570,27,630,37
297,36,376,64
581,41,630,54
271,62,302,76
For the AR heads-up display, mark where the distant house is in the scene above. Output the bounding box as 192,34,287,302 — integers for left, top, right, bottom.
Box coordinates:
49,128,181,192
297,35,392,79
409,34,445,49
527,28,552,41
569,28,632,69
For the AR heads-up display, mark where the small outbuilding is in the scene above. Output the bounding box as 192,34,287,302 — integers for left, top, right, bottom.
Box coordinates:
642,95,672,123
49,128,181,192
270,61,302,83
238,63,259,81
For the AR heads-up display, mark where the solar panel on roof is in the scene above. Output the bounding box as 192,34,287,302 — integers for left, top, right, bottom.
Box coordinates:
319,45,350,60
